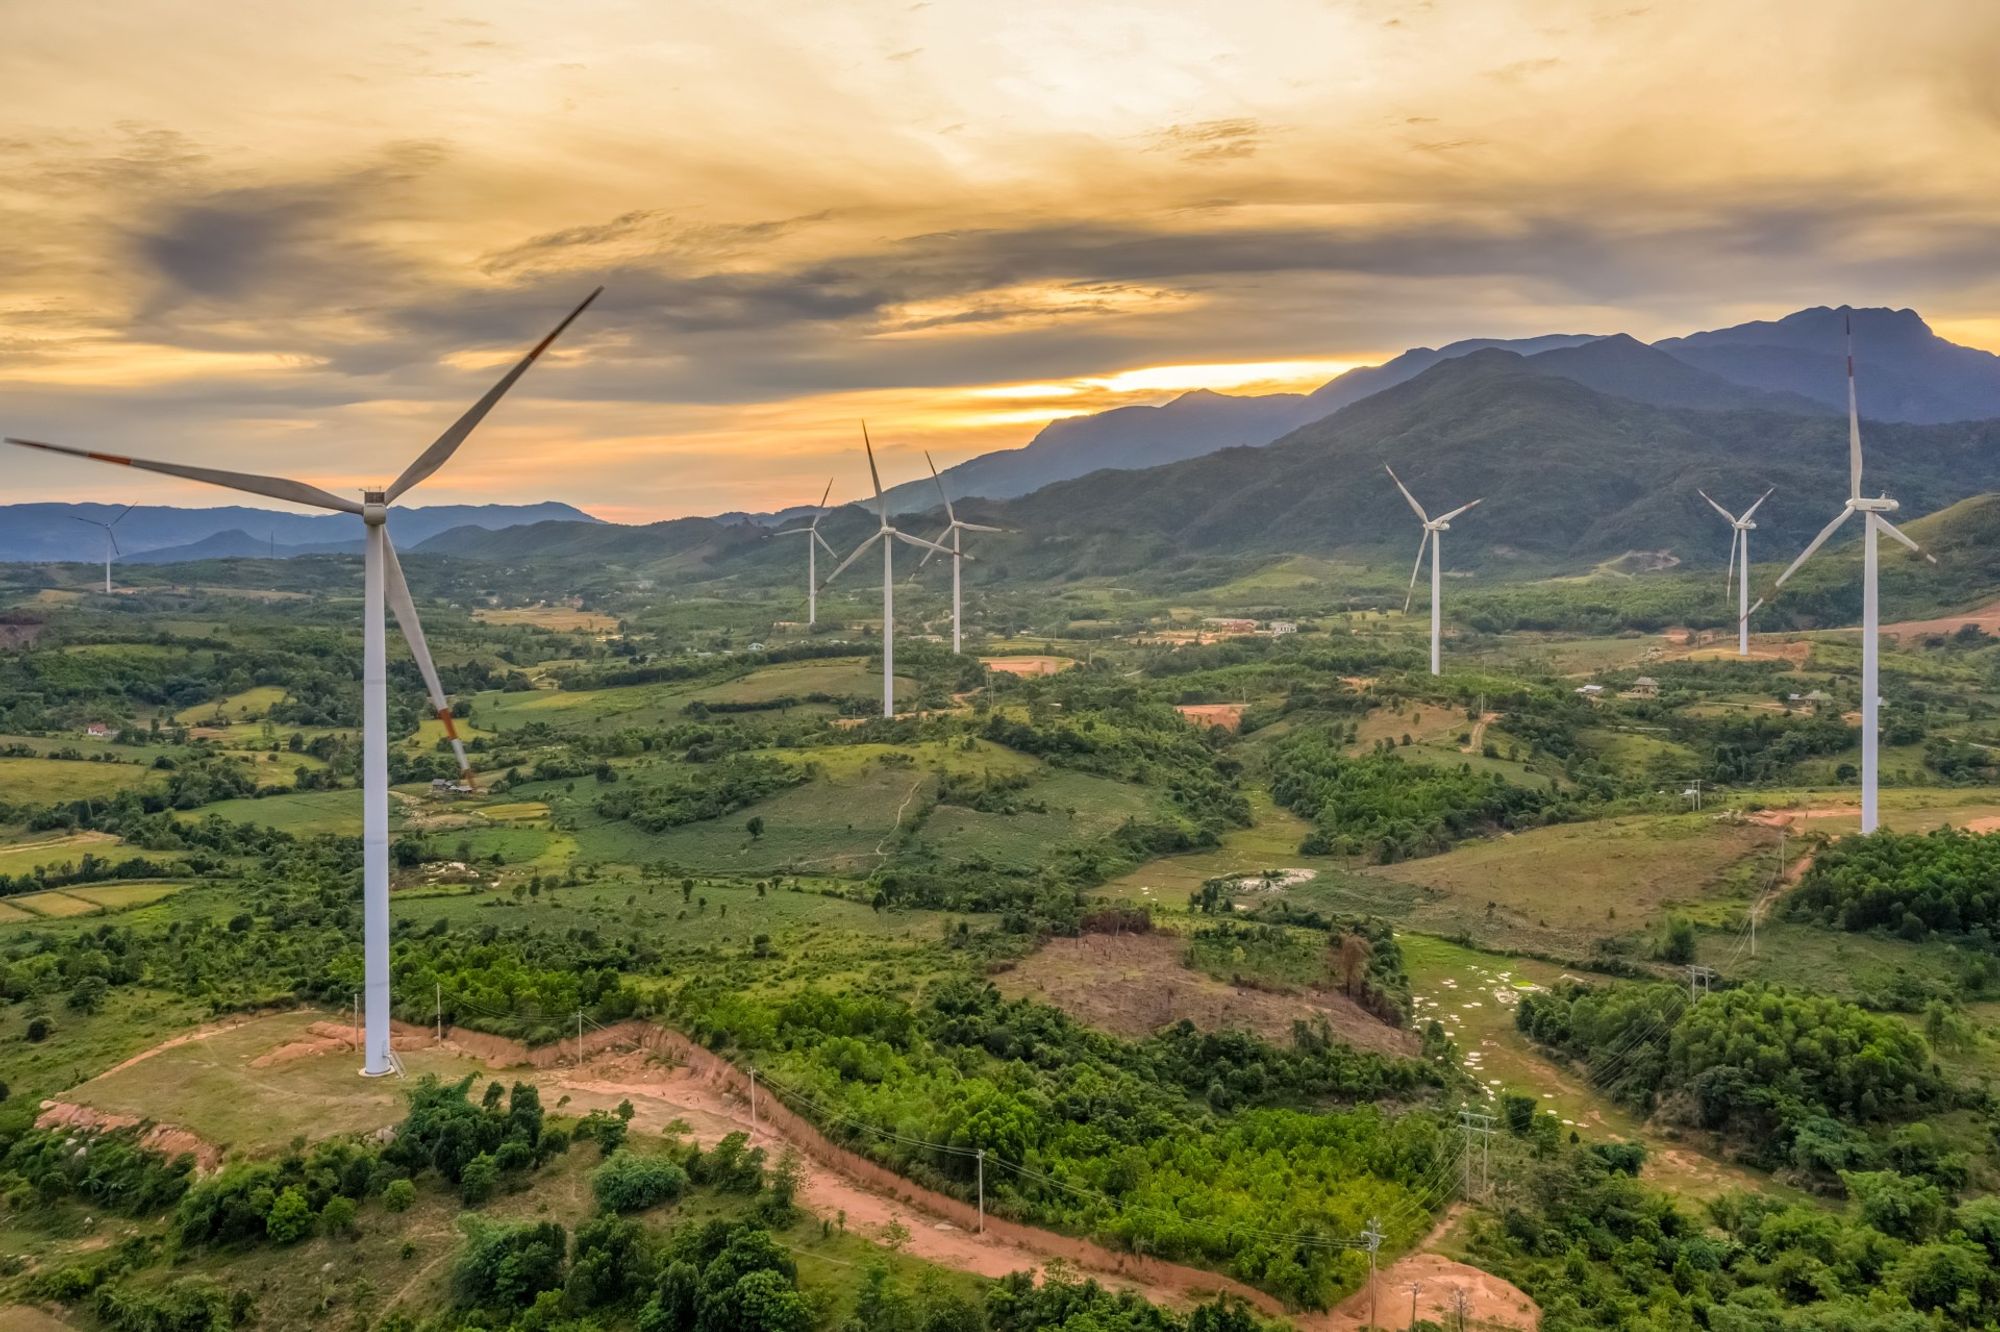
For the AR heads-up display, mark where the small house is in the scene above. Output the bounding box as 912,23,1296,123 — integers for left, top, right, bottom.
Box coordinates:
1628,677,1660,699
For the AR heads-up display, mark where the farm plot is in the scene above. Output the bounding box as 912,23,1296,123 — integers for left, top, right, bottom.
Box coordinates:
191,789,371,835
916,770,1159,870
65,881,186,911
1368,812,1776,956
9,890,102,917
0,755,158,803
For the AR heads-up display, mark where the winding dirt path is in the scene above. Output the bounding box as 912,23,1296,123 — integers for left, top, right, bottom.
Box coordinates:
1460,711,1500,755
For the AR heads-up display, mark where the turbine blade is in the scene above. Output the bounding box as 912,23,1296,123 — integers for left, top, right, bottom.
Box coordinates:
1725,526,1737,593
1384,464,1429,523
1698,489,1737,523
1435,497,1483,524
1741,486,1775,522
1773,507,1855,589
774,526,810,537
108,503,135,528
65,514,105,530
925,450,956,524
917,526,952,568
386,286,602,503
861,422,886,517
381,530,474,786
1405,531,1430,614
891,528,953,557
108,532,120,557
1741,597,1765,623
820,531,882,587
1846,312,1862,501
956,522,1004,533
1875,515,1938,563
810,476,834,528
9,437,363,514
814,530,837,556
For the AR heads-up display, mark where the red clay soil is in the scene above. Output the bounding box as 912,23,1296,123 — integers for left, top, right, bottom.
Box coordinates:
36,1100,221,1173
1880,598,2000,641
1322,1251,1540,1330
992,933,1419,1059
1175,703,1245,731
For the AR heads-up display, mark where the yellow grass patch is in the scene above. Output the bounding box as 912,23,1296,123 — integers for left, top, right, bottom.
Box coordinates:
11,890,101,917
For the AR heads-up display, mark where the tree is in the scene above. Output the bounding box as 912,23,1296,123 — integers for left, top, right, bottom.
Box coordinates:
319,1194,358,1238
1334,932,1374,997
461,1153,500,1205
383,1178,417,1213
746,815,765,841
266,1186,312,1243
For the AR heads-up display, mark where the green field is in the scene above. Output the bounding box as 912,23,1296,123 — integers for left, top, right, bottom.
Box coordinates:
174,683,289,725
10,889,103,917
64,880,186,911
0,755,157,802
192,788,371,834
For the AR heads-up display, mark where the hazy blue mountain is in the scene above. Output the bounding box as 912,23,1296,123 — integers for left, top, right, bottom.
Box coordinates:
1523,334,1834,415
1657,306,2000,423
991,347,2000,568
0,502,595,564
881,333,1604,512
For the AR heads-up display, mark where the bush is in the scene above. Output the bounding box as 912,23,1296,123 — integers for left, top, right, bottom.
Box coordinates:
591,1151,689,1213
265,1186,312,1244
383,1178,417,1213
319,1194,358,1238
460,1153,499,1205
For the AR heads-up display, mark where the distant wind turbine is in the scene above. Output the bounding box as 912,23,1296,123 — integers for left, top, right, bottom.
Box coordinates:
1759,312,1935,834
1698,487,1774,656
917,451,1001,654
820,426,951,718
6,286,601,1075
775,479,837,626
68,504,133,594
1385,465,1482,676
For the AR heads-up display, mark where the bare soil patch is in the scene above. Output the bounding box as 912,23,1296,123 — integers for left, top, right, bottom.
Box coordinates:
36,1100,221,1172
981,655,1075,675
993,933,1417,1058
1323,1250,1539,1330
1881,597,2000,641
1175,703,1244,731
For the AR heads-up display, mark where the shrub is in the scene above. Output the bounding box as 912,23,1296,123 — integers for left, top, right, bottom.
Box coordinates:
265,1186,312,1244
591,1151,689,1213
383,1178,418,1213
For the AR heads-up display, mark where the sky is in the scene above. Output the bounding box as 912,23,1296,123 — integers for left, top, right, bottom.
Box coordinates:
5,0,2000,521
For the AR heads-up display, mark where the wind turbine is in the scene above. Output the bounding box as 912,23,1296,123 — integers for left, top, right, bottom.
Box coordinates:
1385,465,1482,676
775,479,837,626
916,451,1000,654
68,504,133,594
1698,487,1774,656
6,286,601,1076
820,426,951,718
1760,313,1935,834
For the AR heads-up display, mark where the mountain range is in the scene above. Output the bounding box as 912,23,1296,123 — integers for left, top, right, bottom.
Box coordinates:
0,502,596,565
882,306,1991,513
12,305,2000,584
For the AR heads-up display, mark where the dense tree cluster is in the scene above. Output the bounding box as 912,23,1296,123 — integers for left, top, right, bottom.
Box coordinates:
1786,828,2000,940
1270,729,1561,861
673,977,1450,1308
1518,981,1952,1178
592,755,806,833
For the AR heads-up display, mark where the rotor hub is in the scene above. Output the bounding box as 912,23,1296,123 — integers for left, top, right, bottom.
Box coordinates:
1848,496,1899,513
362,492,388,525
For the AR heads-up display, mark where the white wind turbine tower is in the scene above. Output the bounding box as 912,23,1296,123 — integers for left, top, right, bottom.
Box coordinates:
1760,313,1935,834
68,504,134,594
775,478,836,626
1698,487,1774,656
1385,465,1482,676
7,287,601,1076
917,451,1000,654
819,426,951,717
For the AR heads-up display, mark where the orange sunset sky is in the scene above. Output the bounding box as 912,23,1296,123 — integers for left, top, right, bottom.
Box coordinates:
5,0,2000,520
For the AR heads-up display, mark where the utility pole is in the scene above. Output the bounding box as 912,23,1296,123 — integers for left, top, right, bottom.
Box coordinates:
749,1067,758,1138
1458,1108,1496,1201
1362,1217,1384,1330
976,1148,985,1234
1408,1281,1423,1331
1449,1284,1472,1331
435,980,443,1046
575,1009,584,1068
1687,964,1716,1002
